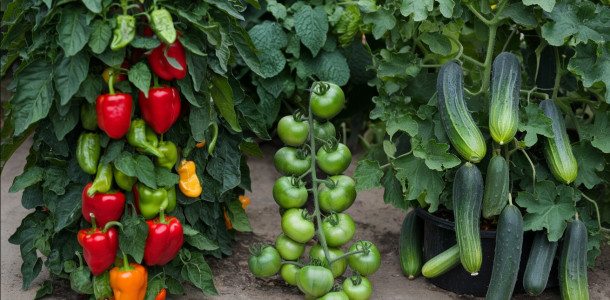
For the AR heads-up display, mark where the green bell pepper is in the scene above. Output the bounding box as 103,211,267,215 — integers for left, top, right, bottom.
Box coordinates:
81,103,98,131
113,166,136,191
110,14,136,51
88,163,114,196
127,119,163,157
136,183,176,219
77,133,101,175
155,141,178,170
150,8,176,44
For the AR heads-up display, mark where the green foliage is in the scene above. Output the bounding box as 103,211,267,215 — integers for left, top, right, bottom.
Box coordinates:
2,0,267,297
352,0,609,265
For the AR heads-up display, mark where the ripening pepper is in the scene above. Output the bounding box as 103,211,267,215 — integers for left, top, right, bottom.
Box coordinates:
150,8,176,44
155,141,178,170
114,167,136,191
239,195,251,209
110,254,147,300
97,74,132,139
87,163,114,196
81,103,98,131
110,14,136,51
77,213,121,276
177,160,202,198
224,209,232,230
147,40,187,81
143,209,184,266
127,119,163,157
134,183,176,219
82,183,126,227
155,288,167,300
76,133,101,175
138,86,181,134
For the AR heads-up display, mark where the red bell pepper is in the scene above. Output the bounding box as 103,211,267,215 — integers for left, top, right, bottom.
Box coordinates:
82,183,126,227
77,214,121,276
147,40,187,81
138,86,181,134
96,74,132,139
143,209,184,266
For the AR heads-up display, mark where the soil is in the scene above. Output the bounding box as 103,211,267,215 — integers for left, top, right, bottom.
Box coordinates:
2,142,609,300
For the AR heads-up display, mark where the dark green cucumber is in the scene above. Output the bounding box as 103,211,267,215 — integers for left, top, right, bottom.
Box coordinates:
559,220,589,300
523,231,558,296
486,204,524,300
540,99,578,184
421,244,460,278
399,210,423,279
437,62,487,163
489,52,521,145
453,162,484,275
482,155,509,219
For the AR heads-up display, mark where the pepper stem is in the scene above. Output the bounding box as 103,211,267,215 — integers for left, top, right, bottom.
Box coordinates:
153,74,159,88
120,251,134,271
90,213,98,231
102,221,123,233
159,208,166,224
108,71,115,95
75,251,84,269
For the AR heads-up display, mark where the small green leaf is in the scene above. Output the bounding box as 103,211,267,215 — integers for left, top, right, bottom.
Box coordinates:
362,7,396,39
354,159,383,191
88,20,112,54
128,62,152,98
70,262,93,294
210,75,241,132
54,185,82,232
522,0,556,12
411,138,461,171
573,141,605,189
34,280,53,300
10,167,44,192
119,213,148,263
394,155,444,212
294,5,328,56
400,0,433,22
156,167,179,188
185,233,220,251
183,252,218,295
82,0,102,13
100,141,125,165
227,199,251,232
382,169,406,209
93,272,113,300
518,102,554,147
135,154,157,189
541,0,609,46
420,32,451,56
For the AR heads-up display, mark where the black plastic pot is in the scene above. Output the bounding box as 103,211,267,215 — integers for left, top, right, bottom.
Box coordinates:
415,208,558,297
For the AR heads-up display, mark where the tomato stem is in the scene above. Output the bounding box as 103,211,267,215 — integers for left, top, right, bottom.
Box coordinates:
328,249,365,265
281,260,305,268
307,101,333,267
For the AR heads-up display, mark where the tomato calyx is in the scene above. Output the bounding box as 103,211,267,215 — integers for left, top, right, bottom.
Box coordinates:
347,274,363,286
290,176,305,188
353,241,372,256
301,209,313,222
312,81,331,96
321,136,339,153
292,110,308,123
324,212,340,226
319,178,338,190
249,243,267,257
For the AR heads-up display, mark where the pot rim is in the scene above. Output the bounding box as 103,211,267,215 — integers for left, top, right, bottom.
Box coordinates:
415,207,497,238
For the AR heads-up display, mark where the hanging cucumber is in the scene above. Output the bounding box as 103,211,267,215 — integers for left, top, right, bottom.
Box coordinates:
453,162,484,275
540,99,578,184
489,52,521,145
399,210,423,279
486,204,524,300
482,155,509,219
421,244,460,278
523,231,558,296
437,62,487,163
559,219,589,300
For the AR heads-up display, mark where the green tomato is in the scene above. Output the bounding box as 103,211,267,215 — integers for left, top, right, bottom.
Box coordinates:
322,213,356,247
272,176,308,208
278,115,309,147
274,147,311,176
342,276,373,300
280,264,300,286
318,291,349,300
309,244,347,278
312,120,336,143
310,82,345,119
248,245,281,278
296,265,334,298
275,233,305,261
316,143,352,175
347,241,381,276
319,175,357,213
281,208,315,243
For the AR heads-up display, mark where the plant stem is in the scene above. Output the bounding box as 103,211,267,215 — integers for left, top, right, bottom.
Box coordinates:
328,250,365,265
380,151,412,169
461,54,485,67
520,88,549,101
581,193,602,231
282,261,305,267
307,103,332,266
467,4,493,26
551,48,562,101
519,148,536,189
476,24,498,95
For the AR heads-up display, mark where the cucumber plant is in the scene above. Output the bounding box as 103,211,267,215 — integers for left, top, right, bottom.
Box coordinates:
248,82,381,299
351,0,609,297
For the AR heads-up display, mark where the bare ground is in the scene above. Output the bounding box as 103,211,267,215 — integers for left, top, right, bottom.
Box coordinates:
2,142,608,299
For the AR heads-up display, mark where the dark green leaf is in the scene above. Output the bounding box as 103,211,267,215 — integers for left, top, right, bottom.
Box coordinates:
156,167,179,188
70,265,93,294
54,52,90,105
93,272,113,300
9,166,44,192
354,159,383,191
119,213,148,263
11,60,54,135
183,251,217,295
185,232,220,250
206,135,241,194
541,0,610,46
53,185,82,232
135,154,157,189
420,32,451,56
100,141,125,165
50,102,79,141
394,155,444,212
128,62,152,98
382,169,406,209
567,43,610,103
34,280,53,299
294,5,328,56
518,102,554,147
573,141,605,189
227,199,251,232
210,75,241,132
76,74,103,104
43,166,71,195
82,0,102,13
88,19,112,54
57,8,92,56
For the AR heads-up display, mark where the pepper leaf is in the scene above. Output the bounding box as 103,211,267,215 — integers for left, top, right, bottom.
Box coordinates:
226,199,252,232
10,60,55,136
9,167,45,193
119,213,148,264
210,75,241,132
128,62,152,98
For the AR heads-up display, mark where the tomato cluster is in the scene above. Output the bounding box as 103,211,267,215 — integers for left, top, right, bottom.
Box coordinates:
248,82,380,299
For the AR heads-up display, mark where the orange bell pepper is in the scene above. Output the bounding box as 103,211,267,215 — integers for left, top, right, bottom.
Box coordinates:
155,288,167,300
177,160,202,198
239,195,251,209
109,254,147,300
